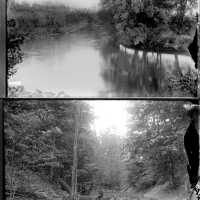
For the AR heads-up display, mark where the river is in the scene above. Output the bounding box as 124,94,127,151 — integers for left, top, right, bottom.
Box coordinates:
9,25,196,97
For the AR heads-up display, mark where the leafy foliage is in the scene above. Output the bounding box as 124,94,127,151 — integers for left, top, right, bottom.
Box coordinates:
4,101,97,199
5,101,194,199
92,132,126,190
9,3,97,36
101,0,197,49
126,101,191,191
7,19,24,78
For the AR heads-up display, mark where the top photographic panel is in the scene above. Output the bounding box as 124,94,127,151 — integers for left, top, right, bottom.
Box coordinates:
7,0,199,98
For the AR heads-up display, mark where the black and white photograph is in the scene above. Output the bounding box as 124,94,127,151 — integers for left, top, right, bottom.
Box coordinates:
1,0,200,200
7,0,199,97
3,100,200,200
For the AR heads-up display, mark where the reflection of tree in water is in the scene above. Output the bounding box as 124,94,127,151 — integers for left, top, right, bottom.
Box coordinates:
101,48,167,97
100,41,196,97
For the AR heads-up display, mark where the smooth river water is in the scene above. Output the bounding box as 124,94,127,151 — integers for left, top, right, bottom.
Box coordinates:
9,26,196,97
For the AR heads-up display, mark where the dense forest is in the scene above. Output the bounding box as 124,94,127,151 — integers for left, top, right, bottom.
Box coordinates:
4,100,193,200
101,0,197,50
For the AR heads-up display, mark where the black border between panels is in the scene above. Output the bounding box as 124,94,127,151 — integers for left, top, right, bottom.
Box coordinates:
0,0,7,98
2,97,200,101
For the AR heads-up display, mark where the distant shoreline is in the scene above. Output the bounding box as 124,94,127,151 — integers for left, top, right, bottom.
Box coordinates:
119,43,191,55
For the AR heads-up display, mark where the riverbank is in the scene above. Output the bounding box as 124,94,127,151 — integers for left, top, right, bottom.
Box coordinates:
20,20,94,41
20,19,194,53
119,30,195,53
9,26,195,98
10,2,102,41
10,1,197,55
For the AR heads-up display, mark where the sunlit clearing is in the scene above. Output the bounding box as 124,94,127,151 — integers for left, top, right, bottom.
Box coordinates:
88,101,131,138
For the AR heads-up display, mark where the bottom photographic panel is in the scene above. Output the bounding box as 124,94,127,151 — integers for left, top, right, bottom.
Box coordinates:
3,100,200,200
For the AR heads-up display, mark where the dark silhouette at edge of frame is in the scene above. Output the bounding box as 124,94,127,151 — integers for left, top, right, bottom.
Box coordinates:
184,105,200,199
188,28,198,69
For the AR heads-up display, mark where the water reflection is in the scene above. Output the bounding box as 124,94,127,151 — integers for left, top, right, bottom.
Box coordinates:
100,43,196,97
9,28,196,97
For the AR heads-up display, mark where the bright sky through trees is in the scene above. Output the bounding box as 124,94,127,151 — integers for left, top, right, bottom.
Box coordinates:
88,101,131,138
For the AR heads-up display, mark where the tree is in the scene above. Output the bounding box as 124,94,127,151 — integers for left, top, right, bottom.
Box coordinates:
100,0,197,48
126,101,190,191
7,19,24,78
4,101,97,199
174,0,197,33
92,131,127,190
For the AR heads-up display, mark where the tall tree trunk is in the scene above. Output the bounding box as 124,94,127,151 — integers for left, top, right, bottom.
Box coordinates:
177,0,187,33
72,105,81,200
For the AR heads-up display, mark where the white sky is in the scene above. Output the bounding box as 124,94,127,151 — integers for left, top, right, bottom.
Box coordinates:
13,0,200,12
88,101,132,138
15,0,100,9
